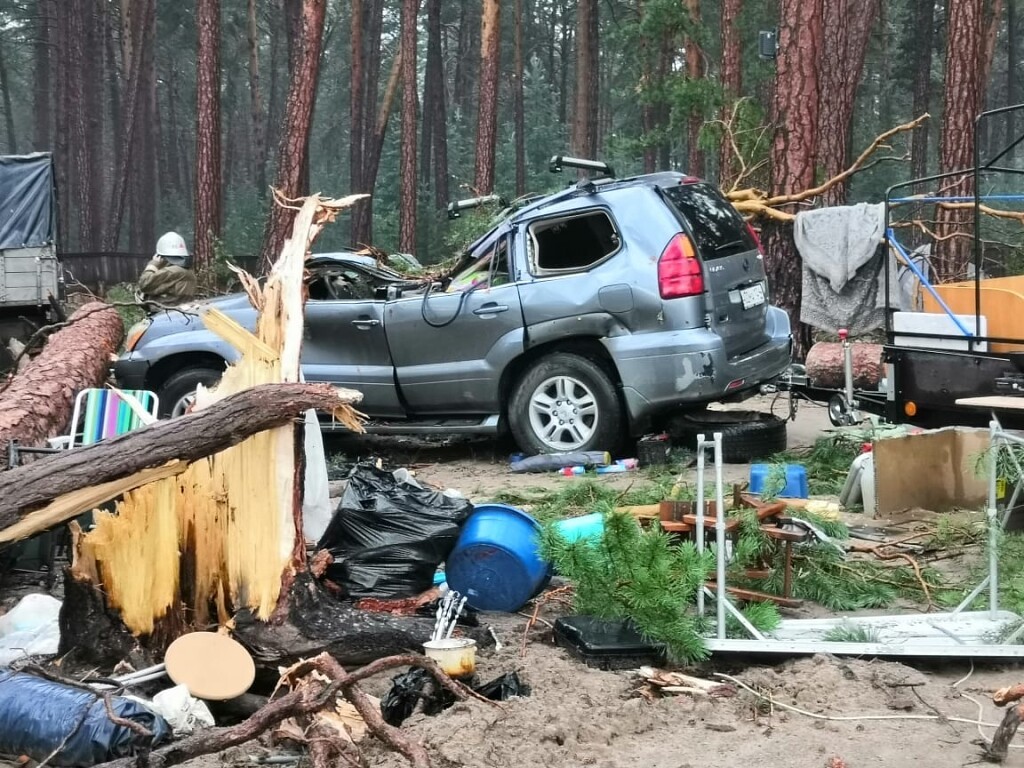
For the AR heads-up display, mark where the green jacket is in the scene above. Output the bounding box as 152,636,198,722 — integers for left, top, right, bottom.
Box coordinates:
138,264,197,304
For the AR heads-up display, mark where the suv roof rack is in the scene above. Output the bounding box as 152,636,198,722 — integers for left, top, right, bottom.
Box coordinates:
446,194,508,220
548,155,616,179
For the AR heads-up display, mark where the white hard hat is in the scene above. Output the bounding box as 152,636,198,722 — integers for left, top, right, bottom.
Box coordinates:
155,231,189,261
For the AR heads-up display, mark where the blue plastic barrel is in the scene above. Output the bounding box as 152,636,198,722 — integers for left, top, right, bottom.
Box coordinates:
553,512,605,543
748,463,809,499
445,504,551,612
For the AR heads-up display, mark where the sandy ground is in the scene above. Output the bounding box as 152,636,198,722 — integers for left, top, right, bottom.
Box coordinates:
8,397,1021,768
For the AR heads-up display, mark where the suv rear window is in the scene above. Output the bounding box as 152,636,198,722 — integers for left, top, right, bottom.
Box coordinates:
662,183,755,259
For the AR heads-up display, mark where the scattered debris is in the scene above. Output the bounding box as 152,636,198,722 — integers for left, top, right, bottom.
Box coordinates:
0,593,60,665
636,667,737,698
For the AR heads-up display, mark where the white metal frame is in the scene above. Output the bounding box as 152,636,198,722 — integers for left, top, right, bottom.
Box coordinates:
693,424,1024,659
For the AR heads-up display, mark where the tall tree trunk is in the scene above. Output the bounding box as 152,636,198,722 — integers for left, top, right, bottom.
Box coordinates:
910,0,936,180
34,0,54,152
513,0,526,196
131,3,157,254
283,0,311,196
350,0,386,246
572,0,598,159
0,27,18,154
427,0,449,208
763,0,823,358
399,0,418,252
639,0,657,174
349,0,366,246
718,0,742,186
817,0,880,206
684,0,704,176
248,0,268,197
104,0,122,171
474,0,501,194
69,0,93,249
1008,0,1019,162
87,0,105,249
361,51,403,239
558,0,571,126
420,0,437,188
196,0,223,270
55,5,71,247
936,0,984,282
983,0,1006,99
259,0,327,270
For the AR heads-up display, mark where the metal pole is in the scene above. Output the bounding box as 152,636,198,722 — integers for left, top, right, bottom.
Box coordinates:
840,328,855,423
990,420,1001,618
696,434,706,617
714,432,726,639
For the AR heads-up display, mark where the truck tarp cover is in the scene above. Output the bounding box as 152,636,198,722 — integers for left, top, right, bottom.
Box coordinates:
0,153,55,250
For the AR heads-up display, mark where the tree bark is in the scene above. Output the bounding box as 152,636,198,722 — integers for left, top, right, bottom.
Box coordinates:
129,4,157,255
33,0,54,152
513,0,526,196
684,0,704,177
936,0,984,282
105,0,122,172
0,382,355,525
248,0,268,196
0,303,124,463
259,0,327,271
718,0,742,186
910,0,936,180
817,0,880,206
1009,0,1020,163
572,0,599,161
195,0,223,271
399,0,418,253
987,703,1024,762
474,0,501,194
983,0,1006,101
765,0,823,358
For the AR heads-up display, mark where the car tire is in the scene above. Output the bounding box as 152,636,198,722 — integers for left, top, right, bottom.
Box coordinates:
508,353,624,455
666,409,787,463
157,367,223,418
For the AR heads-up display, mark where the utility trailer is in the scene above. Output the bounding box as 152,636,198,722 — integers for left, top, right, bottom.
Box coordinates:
0,153,63,365
781,103,1024,430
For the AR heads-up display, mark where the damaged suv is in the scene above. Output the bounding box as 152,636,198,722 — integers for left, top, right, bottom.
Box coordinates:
114,158,792,454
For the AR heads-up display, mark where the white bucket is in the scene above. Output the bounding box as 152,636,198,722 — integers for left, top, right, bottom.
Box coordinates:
423,638,477,678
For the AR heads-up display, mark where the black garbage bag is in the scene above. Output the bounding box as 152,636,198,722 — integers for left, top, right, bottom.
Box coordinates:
380,669,531,726
318,464,473,599
0,670,171,766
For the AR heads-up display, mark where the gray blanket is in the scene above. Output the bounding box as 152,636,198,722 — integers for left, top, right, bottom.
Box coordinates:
794,203,904,334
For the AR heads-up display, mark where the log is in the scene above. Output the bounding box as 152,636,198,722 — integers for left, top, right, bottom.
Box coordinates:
0,382,361,529
233,572,493,669
986,702,1024,762
804,341,884,390
0,302,123,453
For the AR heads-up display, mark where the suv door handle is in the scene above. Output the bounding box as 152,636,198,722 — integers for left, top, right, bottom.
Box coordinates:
473,303,509,316
351,318,380,328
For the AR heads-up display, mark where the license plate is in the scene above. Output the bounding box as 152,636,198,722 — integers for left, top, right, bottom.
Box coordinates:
740,283,765,309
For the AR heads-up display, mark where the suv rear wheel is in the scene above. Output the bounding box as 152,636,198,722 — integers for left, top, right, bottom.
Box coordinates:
157,366,223,418
509,353,623,454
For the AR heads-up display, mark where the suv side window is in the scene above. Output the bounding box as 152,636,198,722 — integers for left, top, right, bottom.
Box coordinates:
528,210,620,274
662,183,755,259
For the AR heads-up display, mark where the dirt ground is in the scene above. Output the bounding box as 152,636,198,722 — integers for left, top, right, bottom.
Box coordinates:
6,397,1023,768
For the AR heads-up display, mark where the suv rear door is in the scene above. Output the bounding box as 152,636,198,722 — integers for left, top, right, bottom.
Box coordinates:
660,182,770,357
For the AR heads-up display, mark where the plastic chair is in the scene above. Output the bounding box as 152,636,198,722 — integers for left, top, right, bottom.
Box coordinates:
48,388,160,449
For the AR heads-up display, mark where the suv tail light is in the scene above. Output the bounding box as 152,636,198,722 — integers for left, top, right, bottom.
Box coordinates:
746,222,763,252
657,234,705,299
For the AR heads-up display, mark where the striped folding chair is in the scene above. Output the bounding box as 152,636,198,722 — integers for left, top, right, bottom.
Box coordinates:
60,388,160,448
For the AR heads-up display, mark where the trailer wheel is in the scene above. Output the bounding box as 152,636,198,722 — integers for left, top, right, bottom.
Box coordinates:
666,410,787,463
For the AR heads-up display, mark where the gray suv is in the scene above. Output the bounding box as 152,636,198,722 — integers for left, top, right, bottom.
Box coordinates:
114,165,792,454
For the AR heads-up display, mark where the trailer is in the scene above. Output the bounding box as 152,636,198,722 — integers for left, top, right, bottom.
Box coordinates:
781,103,1024,430
0,153,63,366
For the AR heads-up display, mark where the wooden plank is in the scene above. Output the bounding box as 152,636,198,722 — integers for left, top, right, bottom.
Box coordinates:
956,396,1024,411
705,582,803,609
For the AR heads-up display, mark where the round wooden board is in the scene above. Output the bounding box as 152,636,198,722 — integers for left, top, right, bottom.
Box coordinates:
164,632,256,701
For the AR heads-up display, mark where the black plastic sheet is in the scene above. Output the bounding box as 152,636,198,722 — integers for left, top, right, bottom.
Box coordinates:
317,464,473,599
0,154,56,250
0,671,171,766
381,669,530,726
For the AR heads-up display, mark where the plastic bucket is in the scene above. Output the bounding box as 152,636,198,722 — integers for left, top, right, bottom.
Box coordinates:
423,638,477,678
749,463,809,499
553,512,605,543
445,504,551,612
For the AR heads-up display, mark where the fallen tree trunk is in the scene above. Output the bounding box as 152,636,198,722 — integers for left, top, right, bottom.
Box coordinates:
804,341,884,389
0,302,123,454
234,572,493,669
0,381,360,529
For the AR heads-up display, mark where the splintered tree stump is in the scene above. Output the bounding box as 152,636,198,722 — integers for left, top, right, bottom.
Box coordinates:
0,302,123,455
804,342,884,389
59,569,141,666
986,703,1024,763
0,382,357,529
233,572,493,669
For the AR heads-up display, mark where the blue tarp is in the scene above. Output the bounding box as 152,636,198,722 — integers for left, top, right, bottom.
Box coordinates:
0,153,56,250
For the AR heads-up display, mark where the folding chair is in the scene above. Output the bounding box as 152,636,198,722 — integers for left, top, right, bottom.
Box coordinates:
5,387,159,587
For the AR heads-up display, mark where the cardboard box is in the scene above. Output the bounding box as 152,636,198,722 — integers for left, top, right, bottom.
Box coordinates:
872,426,991,516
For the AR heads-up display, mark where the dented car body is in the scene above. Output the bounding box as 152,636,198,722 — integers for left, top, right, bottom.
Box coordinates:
114,171,791,454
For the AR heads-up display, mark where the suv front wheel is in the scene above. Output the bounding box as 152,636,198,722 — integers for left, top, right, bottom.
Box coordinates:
508,353,623,455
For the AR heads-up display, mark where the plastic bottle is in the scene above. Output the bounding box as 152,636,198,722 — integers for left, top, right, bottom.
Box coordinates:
559,466,586,476
595,464,627,474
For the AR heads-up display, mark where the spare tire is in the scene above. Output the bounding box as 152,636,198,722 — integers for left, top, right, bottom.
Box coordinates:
666,410,787,463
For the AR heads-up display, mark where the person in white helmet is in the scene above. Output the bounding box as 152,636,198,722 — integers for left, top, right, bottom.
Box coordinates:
138,231,197,305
